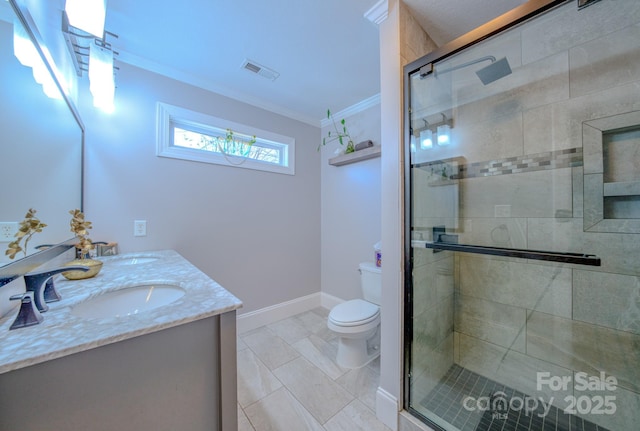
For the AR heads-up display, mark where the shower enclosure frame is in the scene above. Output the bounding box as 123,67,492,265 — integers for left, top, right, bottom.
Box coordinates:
402,0,571,428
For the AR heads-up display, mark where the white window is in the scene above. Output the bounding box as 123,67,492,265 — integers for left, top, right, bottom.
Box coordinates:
156,102,295,175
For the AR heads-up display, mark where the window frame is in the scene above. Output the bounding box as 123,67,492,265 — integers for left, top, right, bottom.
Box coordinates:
156,102,295,175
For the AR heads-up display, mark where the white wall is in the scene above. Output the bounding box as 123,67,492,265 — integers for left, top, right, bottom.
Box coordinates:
320,102,382,301
80,63,321,314
377,0,404,429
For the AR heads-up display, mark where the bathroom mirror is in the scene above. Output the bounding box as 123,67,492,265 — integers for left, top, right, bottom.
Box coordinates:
0,1,83,267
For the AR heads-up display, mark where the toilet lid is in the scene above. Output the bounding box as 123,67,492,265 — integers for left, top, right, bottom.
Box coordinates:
329,299,380,326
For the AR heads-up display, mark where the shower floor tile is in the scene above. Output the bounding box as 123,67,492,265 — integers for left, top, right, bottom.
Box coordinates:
419,365,610,431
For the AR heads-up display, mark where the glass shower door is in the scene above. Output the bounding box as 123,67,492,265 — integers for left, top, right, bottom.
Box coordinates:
404,1,640,430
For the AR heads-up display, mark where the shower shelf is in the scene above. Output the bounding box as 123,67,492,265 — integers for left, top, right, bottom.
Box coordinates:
412,240,601,266
603,180,640,197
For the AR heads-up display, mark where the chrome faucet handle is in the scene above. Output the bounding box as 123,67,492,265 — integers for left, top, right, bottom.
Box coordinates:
43,278,62,303
9,292,43,330
24,266,90,312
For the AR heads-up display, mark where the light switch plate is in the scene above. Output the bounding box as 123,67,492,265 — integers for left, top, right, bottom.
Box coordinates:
134,220,147,237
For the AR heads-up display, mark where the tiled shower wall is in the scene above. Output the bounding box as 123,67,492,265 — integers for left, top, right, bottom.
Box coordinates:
410,0,640,429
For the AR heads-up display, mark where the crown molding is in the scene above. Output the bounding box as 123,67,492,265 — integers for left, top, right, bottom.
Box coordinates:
320,93,381,127
364,0,388,25
117,51,321,126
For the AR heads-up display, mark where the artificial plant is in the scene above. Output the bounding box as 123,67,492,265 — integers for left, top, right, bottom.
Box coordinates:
69,209,94,259
320,109,355,153
5,208,47,259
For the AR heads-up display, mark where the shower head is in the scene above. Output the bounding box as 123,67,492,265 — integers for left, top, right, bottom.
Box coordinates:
475,57,512,85
423,55,512,85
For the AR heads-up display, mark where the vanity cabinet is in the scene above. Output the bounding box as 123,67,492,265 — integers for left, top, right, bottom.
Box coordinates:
0,251,242,431
0,313,236,430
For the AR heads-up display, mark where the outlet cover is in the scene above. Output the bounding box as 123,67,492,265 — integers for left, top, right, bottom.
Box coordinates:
0,222,18,242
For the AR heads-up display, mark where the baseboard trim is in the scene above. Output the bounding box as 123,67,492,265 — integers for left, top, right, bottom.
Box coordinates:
376,387,400,430
237,292,347,334
399,411,437,431
319,292,344,310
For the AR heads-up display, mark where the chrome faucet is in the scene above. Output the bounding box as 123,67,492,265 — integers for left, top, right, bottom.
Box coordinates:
9,292,43,329
24,266,89,312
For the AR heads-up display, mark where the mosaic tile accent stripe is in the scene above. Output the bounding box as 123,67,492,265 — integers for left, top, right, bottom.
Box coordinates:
415,148,583,180
419,364,610,431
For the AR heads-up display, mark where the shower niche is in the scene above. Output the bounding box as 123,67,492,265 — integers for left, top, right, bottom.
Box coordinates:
583,110,640,233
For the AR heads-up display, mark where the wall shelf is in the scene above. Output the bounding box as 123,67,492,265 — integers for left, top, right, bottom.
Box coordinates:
328,145,381,166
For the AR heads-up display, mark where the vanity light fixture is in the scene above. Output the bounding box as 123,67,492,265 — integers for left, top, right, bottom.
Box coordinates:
13,21,62,99
415,113,453,148
64,0,107,39
62,3,118,113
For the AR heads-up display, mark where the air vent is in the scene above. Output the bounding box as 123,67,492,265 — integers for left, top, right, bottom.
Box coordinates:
241,59,280,81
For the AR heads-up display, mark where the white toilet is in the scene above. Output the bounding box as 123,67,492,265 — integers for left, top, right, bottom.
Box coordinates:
327,262,381,368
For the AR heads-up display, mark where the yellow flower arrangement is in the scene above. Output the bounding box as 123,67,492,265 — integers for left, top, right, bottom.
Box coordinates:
63,209,102,280
5,208,47,259
69,209,94,258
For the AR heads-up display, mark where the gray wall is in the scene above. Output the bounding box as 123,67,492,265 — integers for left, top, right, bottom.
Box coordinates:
320,103,382,301
81,63,321,314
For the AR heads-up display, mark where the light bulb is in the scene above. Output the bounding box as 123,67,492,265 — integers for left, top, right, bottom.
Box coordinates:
89,43,115,113
437,124,450,146
420,128,433,149
65,0,107,38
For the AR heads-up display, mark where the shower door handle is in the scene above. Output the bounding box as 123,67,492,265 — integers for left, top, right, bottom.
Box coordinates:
413,240,601,266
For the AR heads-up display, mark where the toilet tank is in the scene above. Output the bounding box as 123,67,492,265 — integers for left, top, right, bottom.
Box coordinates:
359,262,382,305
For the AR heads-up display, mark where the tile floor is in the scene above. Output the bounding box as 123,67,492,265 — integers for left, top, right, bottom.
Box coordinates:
237,307,392,431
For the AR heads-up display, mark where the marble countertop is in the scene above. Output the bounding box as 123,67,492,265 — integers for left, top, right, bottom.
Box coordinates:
0,250,242,374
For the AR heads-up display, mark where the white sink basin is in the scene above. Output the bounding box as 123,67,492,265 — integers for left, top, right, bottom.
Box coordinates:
71,284,185,319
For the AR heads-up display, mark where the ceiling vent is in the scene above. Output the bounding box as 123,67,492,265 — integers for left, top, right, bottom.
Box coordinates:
241,59,280,81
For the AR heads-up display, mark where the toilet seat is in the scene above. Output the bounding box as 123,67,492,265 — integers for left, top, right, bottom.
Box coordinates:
328,299,380,327
327,298,381,367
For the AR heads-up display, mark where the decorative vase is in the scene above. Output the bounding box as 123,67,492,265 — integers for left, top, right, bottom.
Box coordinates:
346,141,355,154
62,258,103,280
